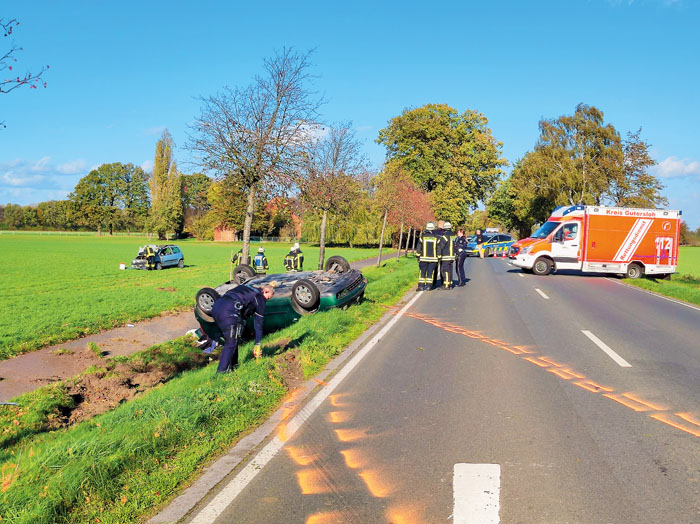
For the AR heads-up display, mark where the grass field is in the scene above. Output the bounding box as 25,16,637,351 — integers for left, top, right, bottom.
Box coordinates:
0,257,417,524
0,234,388,360
625,246,700,306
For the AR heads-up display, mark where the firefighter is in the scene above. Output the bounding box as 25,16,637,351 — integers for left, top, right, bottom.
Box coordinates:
454,228,469,286
252,247,269,275
437,221,455,289
232,249,250,267
417,222,438,291
210,284,275,372
284,243,304,272
433,220,445,286
145,245,156,270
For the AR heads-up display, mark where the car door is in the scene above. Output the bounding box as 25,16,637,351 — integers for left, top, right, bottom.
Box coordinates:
551,222,582,270
161,247,173,267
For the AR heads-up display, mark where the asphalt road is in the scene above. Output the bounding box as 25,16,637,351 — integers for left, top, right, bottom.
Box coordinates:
184,257,700,524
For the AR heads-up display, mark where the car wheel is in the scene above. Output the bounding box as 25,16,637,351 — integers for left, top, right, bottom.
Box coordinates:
233,264,256,284
625,263,644,279
195,304,215,323
156,262,162,270
532,257,552,276
196,287,220,315
291,279,320,313
325,256,351,273
178,259,184,269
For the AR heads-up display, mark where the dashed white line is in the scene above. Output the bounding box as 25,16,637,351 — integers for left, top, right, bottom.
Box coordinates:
535,288,549,299
581,330,631,367
454,463,501,523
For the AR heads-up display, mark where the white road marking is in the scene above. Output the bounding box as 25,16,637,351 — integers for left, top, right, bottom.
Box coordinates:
581,330,631,367
535,288,549,299
453,463,501,524
607,277,700,313
188,291,424,524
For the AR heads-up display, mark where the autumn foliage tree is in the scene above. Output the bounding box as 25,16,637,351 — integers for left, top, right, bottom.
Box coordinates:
297,122,366,269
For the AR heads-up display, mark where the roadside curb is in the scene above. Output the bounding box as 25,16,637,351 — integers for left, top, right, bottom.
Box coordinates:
148,286,418,524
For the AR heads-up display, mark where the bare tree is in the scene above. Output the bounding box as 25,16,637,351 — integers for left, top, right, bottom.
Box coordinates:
1,18,49,127
188,48,322,262
298,122,366,269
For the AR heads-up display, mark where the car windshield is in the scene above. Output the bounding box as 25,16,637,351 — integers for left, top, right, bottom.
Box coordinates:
531,221,560,239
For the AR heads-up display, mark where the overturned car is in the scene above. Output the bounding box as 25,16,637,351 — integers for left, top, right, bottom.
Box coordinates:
194,256,367,343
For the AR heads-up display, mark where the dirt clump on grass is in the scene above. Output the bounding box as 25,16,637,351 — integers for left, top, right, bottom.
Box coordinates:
54,344,209,427
274,348,306,391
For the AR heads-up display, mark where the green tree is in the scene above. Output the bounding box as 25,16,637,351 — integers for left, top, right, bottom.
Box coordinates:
182,172,212,232
37,200,73,230
377,103,506,224
69,163,147,234
188,48,322,262
3,203,23,228
606,129,667,208
487,177,535,239
147,130,183,238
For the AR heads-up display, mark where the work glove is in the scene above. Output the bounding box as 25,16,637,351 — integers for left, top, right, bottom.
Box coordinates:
253,344,262,359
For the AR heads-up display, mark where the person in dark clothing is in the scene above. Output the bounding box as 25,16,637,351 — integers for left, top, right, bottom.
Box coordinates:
437,221,455,289
417,221,438,291
210,284,275,373
454,228,469,286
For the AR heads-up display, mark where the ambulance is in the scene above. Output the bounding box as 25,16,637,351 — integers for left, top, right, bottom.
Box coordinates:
508,205,681,278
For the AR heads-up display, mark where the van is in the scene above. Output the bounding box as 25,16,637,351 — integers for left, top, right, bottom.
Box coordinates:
509,205,681,278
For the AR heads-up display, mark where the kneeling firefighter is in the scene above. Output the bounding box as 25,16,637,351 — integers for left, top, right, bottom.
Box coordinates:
210,284,275,373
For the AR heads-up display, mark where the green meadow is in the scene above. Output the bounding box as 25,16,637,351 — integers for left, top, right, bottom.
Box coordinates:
0,257,417,524
0,233,387,360
626,246,700,306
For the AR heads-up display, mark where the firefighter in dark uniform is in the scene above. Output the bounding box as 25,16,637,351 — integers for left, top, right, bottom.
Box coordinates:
417,222,438,291
433,220,445,286
437,221,455,289
252,247,269,275
284,243,304,272
454,228,469,286
210,284,275,372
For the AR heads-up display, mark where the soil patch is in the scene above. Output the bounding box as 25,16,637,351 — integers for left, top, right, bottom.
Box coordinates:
274,349,306,391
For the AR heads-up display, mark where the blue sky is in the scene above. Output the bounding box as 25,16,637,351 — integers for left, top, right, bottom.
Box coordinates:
2,0,699,228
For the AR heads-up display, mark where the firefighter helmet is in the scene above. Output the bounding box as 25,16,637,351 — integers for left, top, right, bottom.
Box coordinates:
426,222,436,231
258,247,265,253
444,221,452,230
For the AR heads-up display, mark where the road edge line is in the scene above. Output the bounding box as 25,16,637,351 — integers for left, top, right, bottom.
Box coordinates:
148,289,421,524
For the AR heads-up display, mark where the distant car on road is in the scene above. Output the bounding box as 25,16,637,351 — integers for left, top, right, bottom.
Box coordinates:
478,234,515,257
131,244,184,270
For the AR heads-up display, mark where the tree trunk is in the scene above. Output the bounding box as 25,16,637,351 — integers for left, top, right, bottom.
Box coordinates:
318,210,327,270
413,229,420,252
376,209,388,267
406,227,413,256
109,222,113,236
97,225,101,237
242,189,255,263
396,222,404,260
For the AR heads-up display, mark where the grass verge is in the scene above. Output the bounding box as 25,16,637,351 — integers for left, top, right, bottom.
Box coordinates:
0,257,417,523
625,246,700,306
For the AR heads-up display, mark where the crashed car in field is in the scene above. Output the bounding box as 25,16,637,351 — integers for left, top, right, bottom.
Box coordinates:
131,244,184,270
194,256,367,343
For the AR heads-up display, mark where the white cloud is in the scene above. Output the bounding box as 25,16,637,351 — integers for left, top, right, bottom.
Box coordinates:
141,160,154,173
0,157,90,205
652,156,700,179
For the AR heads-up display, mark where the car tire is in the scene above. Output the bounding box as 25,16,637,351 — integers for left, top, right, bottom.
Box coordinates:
325,256,351,273
178,259,184,269
196,287,220,315
625,263,644,279
291,278,320,313
233,264,256,284
532,257,552,276
155,262,162,270
195,304,215,323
